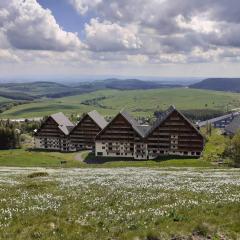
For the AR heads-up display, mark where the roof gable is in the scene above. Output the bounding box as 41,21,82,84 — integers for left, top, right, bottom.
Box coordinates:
96,110,149,139
146,105,203,138
70,110,107,134
88,110,108,129
51,112,74,127
35,112,74,136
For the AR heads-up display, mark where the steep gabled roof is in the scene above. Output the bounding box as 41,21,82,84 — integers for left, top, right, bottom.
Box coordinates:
120,110,150,138
225,115,240,135
146,105,203,138
34,112,74,136
96,110,150,139
70,110,108,134
88,110,108,129
51,112,74,128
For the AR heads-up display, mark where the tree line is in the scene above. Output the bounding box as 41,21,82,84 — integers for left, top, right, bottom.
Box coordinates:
0,120,40,149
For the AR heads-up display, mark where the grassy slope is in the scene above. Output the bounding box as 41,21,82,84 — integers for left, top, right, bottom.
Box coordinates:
1,88,240,118
0,128,224,168
0,168,239,239
0,149,212,168
0,96,13,103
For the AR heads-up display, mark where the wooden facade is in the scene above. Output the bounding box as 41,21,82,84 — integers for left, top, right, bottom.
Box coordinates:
34,107,204,158
95,106,204,159
70,111,107,151
95,111,150,159
146,107,204,159
34,113,74,152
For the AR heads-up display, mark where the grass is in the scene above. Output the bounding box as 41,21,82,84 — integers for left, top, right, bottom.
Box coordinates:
1,88,240,118
0,149,81,168
0,96,12,103
202,128,229,162
0,126,226,169
0,167,239,239
0,148,213,168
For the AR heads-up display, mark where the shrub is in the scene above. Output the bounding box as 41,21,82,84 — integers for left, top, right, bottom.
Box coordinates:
27,172,49,178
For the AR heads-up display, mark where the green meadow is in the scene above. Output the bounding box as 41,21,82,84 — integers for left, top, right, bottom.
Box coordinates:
0,167,239,240
1,88,240,118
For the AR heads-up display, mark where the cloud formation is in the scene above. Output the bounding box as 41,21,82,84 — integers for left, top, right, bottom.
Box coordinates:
1,0,240,77
85,19,142,51
0,0,82,51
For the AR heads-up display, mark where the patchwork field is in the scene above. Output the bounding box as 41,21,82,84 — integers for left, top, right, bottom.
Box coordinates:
0,167,239,239
1,88,240,118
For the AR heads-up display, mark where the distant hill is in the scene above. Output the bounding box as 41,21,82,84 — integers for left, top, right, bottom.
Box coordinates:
189,78,240,92
101,78,180,90
0,78,181,101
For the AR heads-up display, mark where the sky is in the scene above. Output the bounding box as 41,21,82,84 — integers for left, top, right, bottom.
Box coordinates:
0,0,240,80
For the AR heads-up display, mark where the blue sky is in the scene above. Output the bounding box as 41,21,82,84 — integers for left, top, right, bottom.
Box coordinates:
38,0,89,38
0,0,240,80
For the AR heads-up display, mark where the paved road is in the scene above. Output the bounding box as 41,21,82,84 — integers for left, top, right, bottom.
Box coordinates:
75,151,91,162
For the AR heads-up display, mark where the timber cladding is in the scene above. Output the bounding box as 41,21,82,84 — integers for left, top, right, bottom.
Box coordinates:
95,106,204,159
34,106,205,159
70,114,102,150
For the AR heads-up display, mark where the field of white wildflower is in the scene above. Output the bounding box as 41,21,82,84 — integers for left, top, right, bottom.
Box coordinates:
0,167,239,240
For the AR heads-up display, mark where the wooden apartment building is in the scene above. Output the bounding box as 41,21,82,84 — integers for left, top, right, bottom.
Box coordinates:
34,112,75,152
70,110,107,151
95,106,204,159
34,110,107,152
34,106,204,158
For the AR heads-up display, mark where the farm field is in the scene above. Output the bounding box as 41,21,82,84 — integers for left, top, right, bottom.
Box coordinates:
0,96,12,103
1,88,240,118
0,167,239,239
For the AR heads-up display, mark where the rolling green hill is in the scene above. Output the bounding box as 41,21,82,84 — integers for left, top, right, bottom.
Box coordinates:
0,88,239,119
189,78,240,92
0,79,180,101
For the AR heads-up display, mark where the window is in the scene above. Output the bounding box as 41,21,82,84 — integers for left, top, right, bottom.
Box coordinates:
116,152,120,156
97,152,103,156
102,146,105,150
184,152,188,155
191,152,195,155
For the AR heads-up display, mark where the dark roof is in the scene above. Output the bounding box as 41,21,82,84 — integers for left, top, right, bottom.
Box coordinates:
97,106,202,139
88,110,108,129
120,110,150,137
51,112,74,127
147,105,176,135
147,105,203,138
197,112,239,127
51,112,74,135
34,112,74,136
225,115,240,135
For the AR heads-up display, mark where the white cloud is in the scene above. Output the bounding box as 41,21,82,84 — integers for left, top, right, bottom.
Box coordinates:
0,0,82,51
0,49,20,63
85,19,142,51
69,0,102,15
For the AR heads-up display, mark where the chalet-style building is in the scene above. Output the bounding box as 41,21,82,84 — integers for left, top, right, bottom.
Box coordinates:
146,106,204,159
34,112,75,152
95,106,204,159
95,110,151,159
70,110,107,151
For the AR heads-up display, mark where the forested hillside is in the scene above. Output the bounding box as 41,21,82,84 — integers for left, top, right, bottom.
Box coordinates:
189,78,240,92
